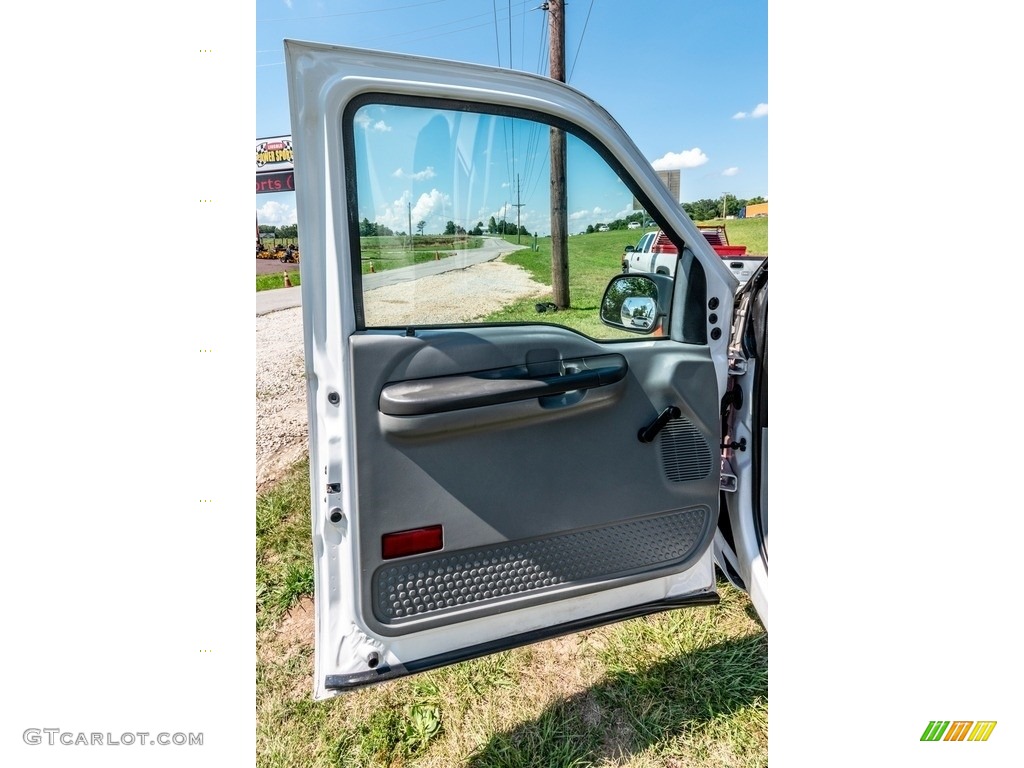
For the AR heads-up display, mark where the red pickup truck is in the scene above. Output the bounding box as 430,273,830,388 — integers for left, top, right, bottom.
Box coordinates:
622,225,765,286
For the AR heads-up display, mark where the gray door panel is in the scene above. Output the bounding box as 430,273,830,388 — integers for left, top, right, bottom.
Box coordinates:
349,327,719,636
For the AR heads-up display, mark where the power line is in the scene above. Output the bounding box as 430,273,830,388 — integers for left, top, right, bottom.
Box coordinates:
258,0,449,23
492,0,502,66
358,8,529,47
568,0,596,83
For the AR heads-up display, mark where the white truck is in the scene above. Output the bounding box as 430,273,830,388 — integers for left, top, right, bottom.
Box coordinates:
623,225,765,286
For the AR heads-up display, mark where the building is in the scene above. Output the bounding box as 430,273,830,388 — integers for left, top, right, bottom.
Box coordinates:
633,168,681,210
743,202,768,218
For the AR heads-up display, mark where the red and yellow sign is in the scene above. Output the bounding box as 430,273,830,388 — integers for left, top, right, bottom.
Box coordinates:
256,136,293,171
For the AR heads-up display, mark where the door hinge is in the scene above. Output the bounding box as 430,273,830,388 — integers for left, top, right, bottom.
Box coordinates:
720,457,737,492
728,356,748,376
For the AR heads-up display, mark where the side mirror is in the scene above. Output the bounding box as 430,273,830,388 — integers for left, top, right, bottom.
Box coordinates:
600,274,673,334
623,245,635,253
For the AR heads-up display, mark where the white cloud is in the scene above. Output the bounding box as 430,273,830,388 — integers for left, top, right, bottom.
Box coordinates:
569,206,606,219
392,166,436,181
412,189,449,224
353,114,392,132
373,189,450,232
256,200,297,227
283,0,293,8
374,191,411,232
733,103,768,119
652,149,708,170
722,167,740,177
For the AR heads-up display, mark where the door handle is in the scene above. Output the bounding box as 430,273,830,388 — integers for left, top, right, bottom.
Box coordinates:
379,354,628,416
638,406,681,443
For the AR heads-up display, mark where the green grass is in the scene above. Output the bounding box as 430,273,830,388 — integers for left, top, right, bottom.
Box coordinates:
256,459,767,768
256,460,315,630
695,218,768,255
257,271,301,292
485,231,635,338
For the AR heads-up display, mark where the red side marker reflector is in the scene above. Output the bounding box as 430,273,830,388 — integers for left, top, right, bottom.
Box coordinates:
382,525,443,559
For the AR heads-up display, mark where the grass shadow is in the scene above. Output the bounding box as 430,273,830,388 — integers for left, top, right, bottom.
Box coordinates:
465,633,767,767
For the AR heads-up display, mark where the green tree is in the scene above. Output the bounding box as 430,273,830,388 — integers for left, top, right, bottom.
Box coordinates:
684,199,720,222
276,224,298,238
487,216,498,234
416,220,426,236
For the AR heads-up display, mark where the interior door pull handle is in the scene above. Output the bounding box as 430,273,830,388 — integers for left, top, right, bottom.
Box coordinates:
638,406,681,443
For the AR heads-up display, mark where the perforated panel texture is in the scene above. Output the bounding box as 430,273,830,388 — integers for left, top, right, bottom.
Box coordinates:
373,507,709,623
659,417,714,482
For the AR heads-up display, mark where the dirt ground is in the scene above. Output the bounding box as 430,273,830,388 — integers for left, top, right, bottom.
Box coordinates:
256,257,297,275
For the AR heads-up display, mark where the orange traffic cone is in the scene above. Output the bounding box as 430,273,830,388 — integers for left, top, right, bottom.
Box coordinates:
283,271,292,288
369,262,375,273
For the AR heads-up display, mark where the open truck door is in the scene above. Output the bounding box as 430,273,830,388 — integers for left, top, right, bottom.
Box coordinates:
284,41,748,698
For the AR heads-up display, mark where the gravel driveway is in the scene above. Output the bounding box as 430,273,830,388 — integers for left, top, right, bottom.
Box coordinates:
256,258,547,491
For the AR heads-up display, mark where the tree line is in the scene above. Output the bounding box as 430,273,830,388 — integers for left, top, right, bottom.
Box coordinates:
355,216,531,238
258,223,297,239
261,197,765,242
682,195,766,222
583,196,766,234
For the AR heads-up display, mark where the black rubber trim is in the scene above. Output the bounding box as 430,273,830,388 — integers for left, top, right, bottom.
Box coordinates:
379,354,627,416
324,591,720,691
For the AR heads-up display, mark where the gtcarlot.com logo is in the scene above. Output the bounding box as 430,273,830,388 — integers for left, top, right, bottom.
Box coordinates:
23,729,203,747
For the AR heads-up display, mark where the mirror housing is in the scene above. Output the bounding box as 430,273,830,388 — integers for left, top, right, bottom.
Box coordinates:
600,274,673,334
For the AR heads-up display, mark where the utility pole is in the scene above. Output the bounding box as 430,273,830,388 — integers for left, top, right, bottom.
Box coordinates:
547,0,569,308
512,174,525,244
407,200,413,246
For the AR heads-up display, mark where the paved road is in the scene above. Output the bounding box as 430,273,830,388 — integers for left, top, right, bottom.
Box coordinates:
255,237,526,316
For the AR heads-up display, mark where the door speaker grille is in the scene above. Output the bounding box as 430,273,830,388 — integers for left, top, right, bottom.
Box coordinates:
660,417,713,482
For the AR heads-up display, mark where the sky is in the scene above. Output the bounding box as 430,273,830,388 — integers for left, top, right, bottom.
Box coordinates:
256,0,768,227
350,102,642,236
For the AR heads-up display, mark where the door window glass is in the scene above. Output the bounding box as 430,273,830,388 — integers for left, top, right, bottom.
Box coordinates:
347,100,690,340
